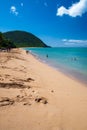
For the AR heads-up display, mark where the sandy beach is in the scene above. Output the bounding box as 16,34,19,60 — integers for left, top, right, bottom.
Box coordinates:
0,48,87,130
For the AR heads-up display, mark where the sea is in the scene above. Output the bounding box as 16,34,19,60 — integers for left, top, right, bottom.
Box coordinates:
25,47,87,85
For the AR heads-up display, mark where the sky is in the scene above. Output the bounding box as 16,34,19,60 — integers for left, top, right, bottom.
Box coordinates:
0,0,87,47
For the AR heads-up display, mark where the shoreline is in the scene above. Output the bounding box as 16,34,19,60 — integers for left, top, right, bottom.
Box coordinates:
25,48,87,86
0,48,87,130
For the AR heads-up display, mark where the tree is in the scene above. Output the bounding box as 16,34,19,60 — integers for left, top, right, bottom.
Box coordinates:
0,32,16,49
0,32,4,43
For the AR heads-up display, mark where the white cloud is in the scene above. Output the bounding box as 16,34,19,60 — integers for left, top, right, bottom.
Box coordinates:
21,3,23,7
63,39,87,43
11,6,16,12
62,39,87,46
10,6,18,16
56,0,87,17
62,39,68,42
57,6,68,16
68,39,87,43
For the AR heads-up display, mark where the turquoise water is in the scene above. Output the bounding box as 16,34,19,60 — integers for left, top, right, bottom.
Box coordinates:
25,47,87,84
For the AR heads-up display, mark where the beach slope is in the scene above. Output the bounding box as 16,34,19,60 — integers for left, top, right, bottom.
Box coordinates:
0,48,87,130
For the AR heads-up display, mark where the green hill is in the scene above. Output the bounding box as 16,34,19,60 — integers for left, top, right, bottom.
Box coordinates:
3,30,48,47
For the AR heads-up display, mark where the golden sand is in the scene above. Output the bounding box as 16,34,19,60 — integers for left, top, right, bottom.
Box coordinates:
0,48,87,130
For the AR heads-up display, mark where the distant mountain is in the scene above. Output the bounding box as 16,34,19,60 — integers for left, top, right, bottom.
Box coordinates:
3,30,49,48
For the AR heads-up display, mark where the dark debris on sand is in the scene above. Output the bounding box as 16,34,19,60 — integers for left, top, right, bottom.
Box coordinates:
35,97,48,104
0,94,48,107
0,82,31,89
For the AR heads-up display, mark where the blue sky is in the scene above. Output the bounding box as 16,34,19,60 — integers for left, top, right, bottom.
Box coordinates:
0,0,87,47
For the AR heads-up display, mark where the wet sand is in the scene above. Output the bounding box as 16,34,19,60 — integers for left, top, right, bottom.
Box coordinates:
0,48,87,130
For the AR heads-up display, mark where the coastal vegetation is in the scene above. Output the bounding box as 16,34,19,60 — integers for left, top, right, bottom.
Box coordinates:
0,32,16,49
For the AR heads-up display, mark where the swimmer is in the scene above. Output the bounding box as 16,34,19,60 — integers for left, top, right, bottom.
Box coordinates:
46,54,48,58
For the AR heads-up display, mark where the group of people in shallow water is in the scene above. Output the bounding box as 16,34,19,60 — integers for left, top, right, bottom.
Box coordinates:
71,57,78,61
26,51,78,62
45,55,78,62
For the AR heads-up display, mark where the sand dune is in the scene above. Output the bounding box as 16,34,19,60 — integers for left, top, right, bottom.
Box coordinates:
0,48,87,130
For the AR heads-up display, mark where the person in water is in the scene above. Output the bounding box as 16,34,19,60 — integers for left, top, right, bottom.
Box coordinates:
46,54,48,58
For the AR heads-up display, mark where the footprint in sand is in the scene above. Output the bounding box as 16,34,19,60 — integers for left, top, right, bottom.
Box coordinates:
0,97,14,107
0,78,4,81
